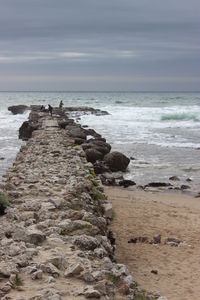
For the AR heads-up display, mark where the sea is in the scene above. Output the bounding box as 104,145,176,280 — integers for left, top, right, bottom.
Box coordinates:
1,92,200,192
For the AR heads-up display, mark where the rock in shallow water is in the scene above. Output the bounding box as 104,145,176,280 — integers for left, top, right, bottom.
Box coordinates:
145,182,172,188
103,151,130,172
85,148,104,163
119,179,136,188
8,105,28,115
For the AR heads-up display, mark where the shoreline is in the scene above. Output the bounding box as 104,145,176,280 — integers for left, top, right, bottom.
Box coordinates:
105,186,200,300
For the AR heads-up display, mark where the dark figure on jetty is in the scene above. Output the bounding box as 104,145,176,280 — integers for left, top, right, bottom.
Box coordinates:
40,105,45,112
59,100,63,109
48,104,53,116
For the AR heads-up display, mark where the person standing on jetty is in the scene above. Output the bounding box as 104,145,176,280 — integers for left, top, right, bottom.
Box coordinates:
48,104,53,116
59,100,63,109
40,105,45,112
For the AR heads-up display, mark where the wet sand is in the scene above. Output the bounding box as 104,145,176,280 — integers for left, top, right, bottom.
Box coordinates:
105,187,200,300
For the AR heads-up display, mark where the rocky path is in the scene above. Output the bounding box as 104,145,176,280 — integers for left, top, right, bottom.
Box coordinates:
0,113,134,300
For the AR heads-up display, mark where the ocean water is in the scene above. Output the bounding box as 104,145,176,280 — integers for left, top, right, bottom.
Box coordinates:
0,92,200,191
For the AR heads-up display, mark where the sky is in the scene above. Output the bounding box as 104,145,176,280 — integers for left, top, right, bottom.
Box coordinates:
0,0,199,91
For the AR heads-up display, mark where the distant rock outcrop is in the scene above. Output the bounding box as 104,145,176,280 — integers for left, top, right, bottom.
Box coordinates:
8,105,29,115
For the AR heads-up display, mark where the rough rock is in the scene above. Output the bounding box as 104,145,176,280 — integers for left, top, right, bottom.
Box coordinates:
58,119,74,129
31,270,43,280
102,203,113,219
153,234,161,244
42,263,60,278
104,151,130,172
164,237,183,246
74,235,100,250
26,226,46,245
186,178,192,182
124,275,134,288
8,105,28,114
85,128,102,138
19,121,39,140
84,286,101,299
83,140,111,156
85,148,104,163
67,126,87,139
0,262,11,278
181,184,190,190
74,137,86,145
145,182,172,188
119,179,136,188
169,176,180,181
93,161,110,174
64,263,84,277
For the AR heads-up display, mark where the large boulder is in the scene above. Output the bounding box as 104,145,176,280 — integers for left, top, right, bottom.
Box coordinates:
85,128,102,138
103,151,130,172
19,121,38,140
67,126,87,140
93,161,110,174
8,105,28,115
82,140,111,156
85,149,104,163
58,119,74,129
74,138,86,145
88,140,111,156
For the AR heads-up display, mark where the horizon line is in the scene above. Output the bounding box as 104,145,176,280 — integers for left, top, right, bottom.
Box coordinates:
0,90,200,93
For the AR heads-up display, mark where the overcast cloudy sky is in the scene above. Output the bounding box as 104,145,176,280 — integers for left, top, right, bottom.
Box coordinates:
0,0,199,91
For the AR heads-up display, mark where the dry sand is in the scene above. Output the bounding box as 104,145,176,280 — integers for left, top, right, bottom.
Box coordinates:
105,187,200,300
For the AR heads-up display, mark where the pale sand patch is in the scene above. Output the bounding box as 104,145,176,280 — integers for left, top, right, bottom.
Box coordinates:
105,186,200,300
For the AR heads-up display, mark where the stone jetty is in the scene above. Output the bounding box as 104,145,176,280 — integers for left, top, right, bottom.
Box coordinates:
0,109,134,299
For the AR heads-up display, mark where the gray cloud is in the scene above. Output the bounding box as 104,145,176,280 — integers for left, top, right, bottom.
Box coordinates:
0,0,199,90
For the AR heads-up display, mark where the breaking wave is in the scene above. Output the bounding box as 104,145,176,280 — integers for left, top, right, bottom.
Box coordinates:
161,113,199,122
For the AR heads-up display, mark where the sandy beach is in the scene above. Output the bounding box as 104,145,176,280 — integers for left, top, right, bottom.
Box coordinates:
105,186,200,300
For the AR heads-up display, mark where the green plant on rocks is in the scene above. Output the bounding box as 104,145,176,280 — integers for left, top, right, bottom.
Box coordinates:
91,186,107,201
60,222,92,236
0,192,10,215
134,290,159,300
91,179,99,187
106,273,121,285
70,143,77,148
134,292,146,300
93,204,102,215
60,228,68,236
11,274,23,290
52,261,60,270
89,168,96,177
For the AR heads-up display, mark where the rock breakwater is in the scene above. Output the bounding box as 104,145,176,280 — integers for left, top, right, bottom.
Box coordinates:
0,109,134,299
